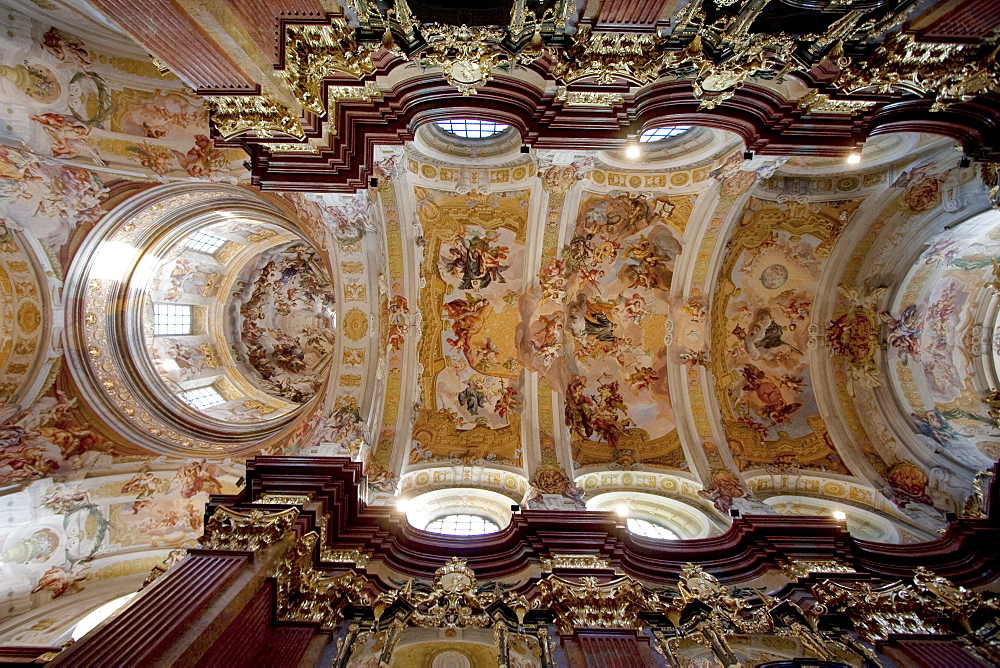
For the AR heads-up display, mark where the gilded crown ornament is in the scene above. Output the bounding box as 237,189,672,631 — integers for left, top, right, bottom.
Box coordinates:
402,557,496,627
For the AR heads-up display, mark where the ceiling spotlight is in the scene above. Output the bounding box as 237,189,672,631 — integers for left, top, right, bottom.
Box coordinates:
625,145,641,159
833,510,847,521
396,498,409,512
847,153,861,165
616,504,629,517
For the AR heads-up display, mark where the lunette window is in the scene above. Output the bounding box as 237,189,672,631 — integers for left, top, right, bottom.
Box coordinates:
424,513,499,535
639,125,692,143
436,119,509,139
627,517,679,540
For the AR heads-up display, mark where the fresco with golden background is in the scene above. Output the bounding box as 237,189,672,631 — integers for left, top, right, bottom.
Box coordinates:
410,188,530,466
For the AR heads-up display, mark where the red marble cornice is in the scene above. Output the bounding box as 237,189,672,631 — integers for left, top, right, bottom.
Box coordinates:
219,71,1000,191
211,457,1000,588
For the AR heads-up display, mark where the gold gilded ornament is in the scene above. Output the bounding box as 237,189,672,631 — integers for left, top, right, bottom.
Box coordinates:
535,573,647,634
402,557,495,628
835,33,1000,111
283,21,377,115
419,24,523,95
275,532,368,628
552,25,667,85
199,506,299,551
205,94,304,140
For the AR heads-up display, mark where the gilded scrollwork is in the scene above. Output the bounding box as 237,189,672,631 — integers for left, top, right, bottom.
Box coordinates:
834,32,1000,111
252,493,313,505
538,554,609,571
555,86,625,108
982,163,1000,211
551,26,668,85
982,388,1000,427
812,567,1000,661
960,470,991,519
418,24,535,95
399,557,496,628
535,573,648,634
779,558,858,579
204,94,304,140
275,532,368,628
283,21,377,115
797,90,876,115
200,506,299,551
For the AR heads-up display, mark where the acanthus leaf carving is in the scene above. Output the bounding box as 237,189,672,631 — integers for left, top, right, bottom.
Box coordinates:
275,531,369,628
283,21,378,115
199,506,299,551
205,94,305,140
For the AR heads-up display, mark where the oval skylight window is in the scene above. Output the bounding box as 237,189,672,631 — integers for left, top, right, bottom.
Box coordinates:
639,125,692,143
627,517,680,540
436,119,509,139
424,513,500,535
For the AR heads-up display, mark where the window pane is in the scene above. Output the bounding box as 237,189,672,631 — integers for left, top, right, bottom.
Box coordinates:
627,517,679,540
639,125,692,143
436,119,509,139
185,230,228,254
153,304,192,335
181,385,225,410
424,513,499,535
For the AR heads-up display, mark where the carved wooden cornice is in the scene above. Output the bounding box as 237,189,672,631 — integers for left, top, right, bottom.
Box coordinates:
210,457,1000,587
76,0,1000,191
226,76,1000,192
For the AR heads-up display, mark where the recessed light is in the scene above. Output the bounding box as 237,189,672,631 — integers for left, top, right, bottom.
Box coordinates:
847,153,861,164
833,510,847,520
616,504,629,517
625,145,641,159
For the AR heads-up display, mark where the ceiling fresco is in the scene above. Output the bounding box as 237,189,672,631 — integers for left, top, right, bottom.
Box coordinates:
887,212,1000,466
713,197,861,474
230,242,337,404
523,191,693,471
411,187,530,467
1,0,1000,646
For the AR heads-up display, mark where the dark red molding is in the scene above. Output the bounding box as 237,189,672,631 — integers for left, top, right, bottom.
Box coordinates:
210,457,1000,589
219,72,1000,192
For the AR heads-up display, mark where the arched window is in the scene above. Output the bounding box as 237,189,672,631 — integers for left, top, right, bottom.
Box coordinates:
424,513,499,536
639,125,692,143
627,517,679,540
436,119,509,139
585,490,713,539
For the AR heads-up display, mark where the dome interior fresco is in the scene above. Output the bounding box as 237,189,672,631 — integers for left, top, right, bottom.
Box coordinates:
228,240,336,405
143,220,334,424
0,0,999,653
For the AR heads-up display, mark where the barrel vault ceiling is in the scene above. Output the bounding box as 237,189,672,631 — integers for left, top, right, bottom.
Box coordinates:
0,0,999,643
